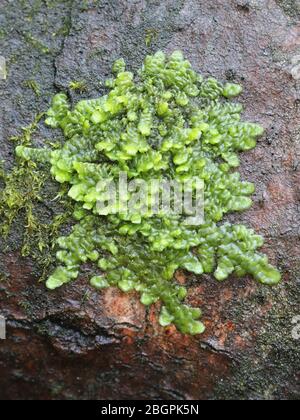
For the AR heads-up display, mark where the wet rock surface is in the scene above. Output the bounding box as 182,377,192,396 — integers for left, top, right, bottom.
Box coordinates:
0,0,299,400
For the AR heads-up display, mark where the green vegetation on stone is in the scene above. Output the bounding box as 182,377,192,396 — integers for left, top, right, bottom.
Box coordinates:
6,51,281,335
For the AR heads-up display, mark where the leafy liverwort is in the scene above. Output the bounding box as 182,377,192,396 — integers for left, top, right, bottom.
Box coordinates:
10,51,281,335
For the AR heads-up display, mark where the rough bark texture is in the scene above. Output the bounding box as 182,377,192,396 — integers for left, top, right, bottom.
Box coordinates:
0,0,299,400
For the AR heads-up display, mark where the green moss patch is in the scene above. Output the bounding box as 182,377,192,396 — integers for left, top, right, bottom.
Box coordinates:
2,51,280,335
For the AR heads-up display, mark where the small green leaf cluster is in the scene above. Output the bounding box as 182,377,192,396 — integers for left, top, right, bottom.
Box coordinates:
14,51,281,335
